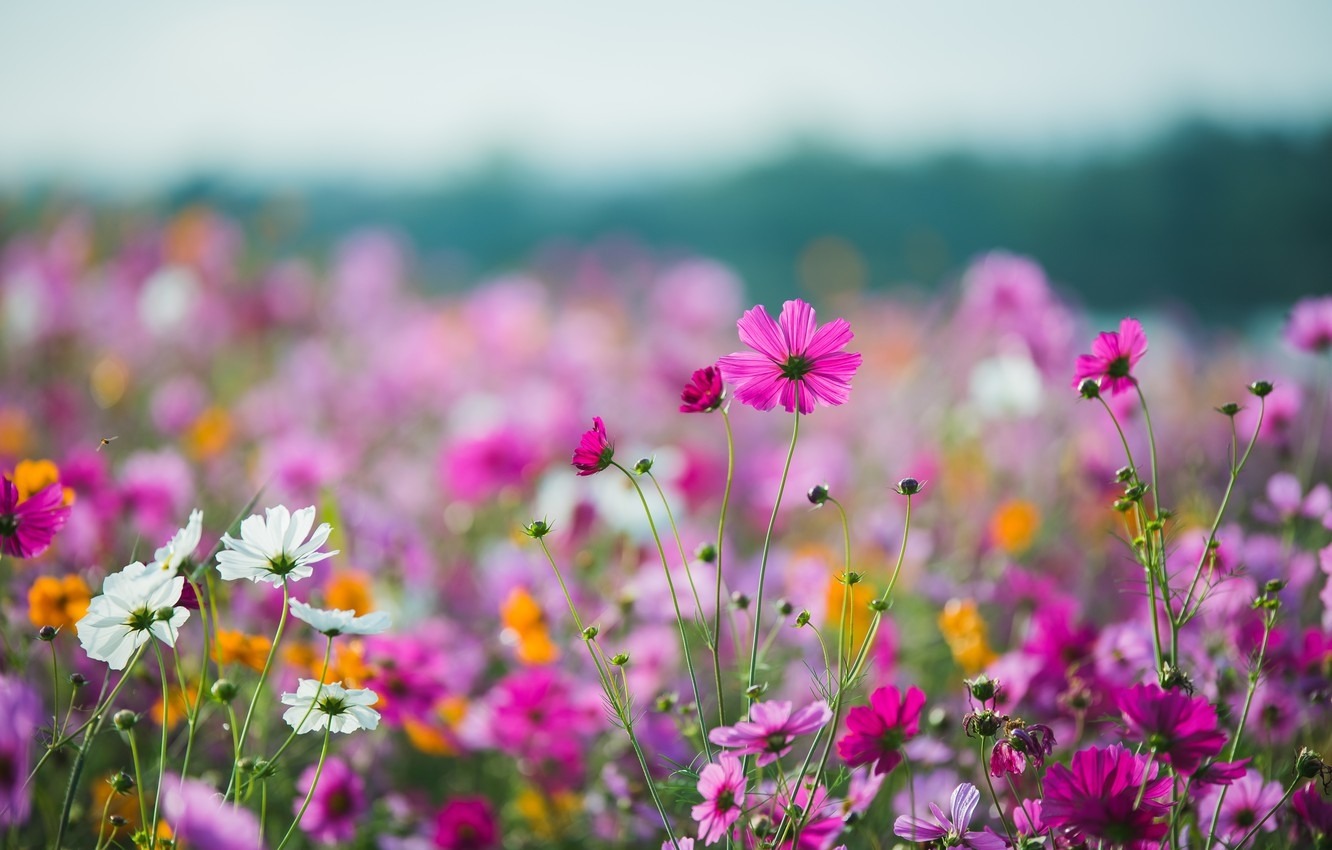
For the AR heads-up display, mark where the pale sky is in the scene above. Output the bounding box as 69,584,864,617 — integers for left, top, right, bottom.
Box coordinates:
3,1,1332,188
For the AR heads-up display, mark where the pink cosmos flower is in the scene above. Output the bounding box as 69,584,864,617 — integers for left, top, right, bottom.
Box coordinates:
1071,317,1148,396
691,755,746,846
1286,295,1332,353
1042,745,1172,849
1291,782,1332,845
718,300,862,415
709,699,832,766
0,478,71,559
1190,758,1250,789
1119,683,1227,775
571,417,615,476
295,756,365,844
836,684,926,776
893,783,1006,850
434,796,499,850
159,775,266,850
1197,769,1283,845
679,365,725,413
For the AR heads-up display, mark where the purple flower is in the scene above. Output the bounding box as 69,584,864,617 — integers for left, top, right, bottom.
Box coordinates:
1042,745,1172,849
836,685,926,776
0,478,70,559
893,783,1006,850
159,774,266,850
571,417,614,476
0,677,41,827
691,755,746,846
1286,295,1332,353
989,723,1055,778
679,365,725,413
1290,782,1332,845
1119,683,1227,775
434,796,499,850
718,299,862,415
1191,758,1251,789
1071,317,1148,396
1198,769,1283,845
709,699,832,766
295,756,365,844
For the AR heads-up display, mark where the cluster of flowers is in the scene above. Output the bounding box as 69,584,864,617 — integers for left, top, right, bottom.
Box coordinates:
2,207,1331,848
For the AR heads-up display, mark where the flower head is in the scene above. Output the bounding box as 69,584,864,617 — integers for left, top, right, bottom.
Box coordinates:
1071,317,1148,396
295,756,366,844
1197,769,1283,844
76,562,190,670
289,598,391,637
691,755,746,846
680,365,725,413
893,783,1007,850
1119,682,1227,775
708,699,832,766
718,299,862,415
151,508,203,575
1042,744,1172,848
837,684,926,776
434,796,500,850
160,774,266,850
0,477,71,559
1286,295,1332,353
0,676,42,827
571,417,614,476
216,505,337,585
281,679,381,734
28,574,91,630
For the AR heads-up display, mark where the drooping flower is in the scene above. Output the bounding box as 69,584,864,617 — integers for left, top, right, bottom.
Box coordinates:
1119,682,1227,775
1071,317,1148,396
989,723,1056,778
434,796,500,850
76,561,190,670
27,573,91,630
0,676,41,827
151,508,203,575
570,417,614,476
216,505,337,585
679,365,725,413
0,477,71,559
837,684,926,776
159,774,266,850
281,679,381,734
295,756,366,844
709,699,832,766
718,299,862,415
691,755,746,846
1286,295,1332,353
1197,769,1283,845
893,783,1007,850
1042,745,1172,848
289,599,392,637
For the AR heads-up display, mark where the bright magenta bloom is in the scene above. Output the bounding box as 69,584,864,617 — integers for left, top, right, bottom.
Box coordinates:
0,478,71,559
434,796,499,850
570,417,614,476
691,755,746,846
836,684,925,776
295,756,365,844
718,300,862,415
679,365,725,413
1071,317,1148,396
893,783,1007,850
1042,745,1172,849
708,699,832,766
1119,682,1226,775
1286,295,1332,353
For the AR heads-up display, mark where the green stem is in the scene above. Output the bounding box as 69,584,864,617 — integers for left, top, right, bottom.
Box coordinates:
127,728,150,837
275,726,331,850
714,408,736,727
268,636,334,767
646,470,710,642
149,642,171,842
746,406,801,702
980,737,1017,847
228,580,291,800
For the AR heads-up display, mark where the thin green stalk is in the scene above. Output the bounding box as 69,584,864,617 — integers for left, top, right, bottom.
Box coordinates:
275,725,331,850
713,408,736,726
1229,777,1298,850
646,470,710,641
228,579,291,800
1295,356,1329,487
746,406,801,702
127,728,150,836
149,642,172,842
268,637,334,767
980,737,1017,847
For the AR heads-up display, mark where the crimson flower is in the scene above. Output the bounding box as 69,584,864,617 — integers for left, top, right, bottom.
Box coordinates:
1042,744,1172,849
1119,682,1227,775
1071,317,1148,396
570,417,614,476
717,299,861,415
680,365,725,413
0,478,71,559
836,684,926,776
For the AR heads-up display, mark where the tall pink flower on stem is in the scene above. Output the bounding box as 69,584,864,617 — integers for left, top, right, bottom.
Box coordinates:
571,417,614,476
0,478,71,559
718,300,862,415
1118,682,1227,775
1042,744,1172,848
1071,317,1148,396
708,699,832,766
836,684,926,776
691,755,746,846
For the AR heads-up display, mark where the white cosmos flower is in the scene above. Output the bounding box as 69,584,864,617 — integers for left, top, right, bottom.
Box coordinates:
76,562,190,670
289,599,391,637
281,679,380,734
151,509,203,576
216,505,337,586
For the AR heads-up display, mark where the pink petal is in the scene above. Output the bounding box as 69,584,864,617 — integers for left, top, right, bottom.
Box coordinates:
803,317,854,360
736,305,789,361
779,300,818,354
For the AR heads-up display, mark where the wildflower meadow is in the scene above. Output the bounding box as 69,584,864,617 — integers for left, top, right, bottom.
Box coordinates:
2,210,1331,850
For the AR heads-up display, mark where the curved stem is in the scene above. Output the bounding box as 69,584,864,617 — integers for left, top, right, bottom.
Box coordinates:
746,407,801,702
275,725,331,850
713,408,736,727
149,642,171,841
268,636,334,767
228,580,290,800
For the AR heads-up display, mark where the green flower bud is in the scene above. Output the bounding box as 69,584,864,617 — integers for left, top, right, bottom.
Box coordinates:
113,710,137,731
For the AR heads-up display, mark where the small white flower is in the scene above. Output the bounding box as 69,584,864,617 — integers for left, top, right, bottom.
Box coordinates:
76,562,190,670
281,679,380,734
216,505,337,586
152,509,203,575
289,599,391,637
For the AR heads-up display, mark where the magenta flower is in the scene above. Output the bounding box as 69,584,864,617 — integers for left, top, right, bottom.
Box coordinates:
1198,769,1283,845
1042,745,1172,848
1071,317,1148,396
1191,758,1251,789
1291,782,1332,845
1286,295,1332,353
0,478,71,559
0,676,41,827
434,796,499,850
836,684,925,776
571,417,615,476
893,783,1007,850
708,699,832,766
1119,682,1227,775
294,756,365,844
989,723,1055,778
717,299,862,415
680,365,725,413
691,755,746,846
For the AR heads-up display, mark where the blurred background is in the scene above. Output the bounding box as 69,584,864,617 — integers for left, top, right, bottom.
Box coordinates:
2,0,1331,319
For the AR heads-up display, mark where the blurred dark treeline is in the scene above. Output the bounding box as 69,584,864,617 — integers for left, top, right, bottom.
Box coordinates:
10,120,1332,317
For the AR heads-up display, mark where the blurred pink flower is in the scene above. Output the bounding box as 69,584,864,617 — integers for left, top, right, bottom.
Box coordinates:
434,796,499,850
1071,317,1148,396
1286,295,1332,353
296,756,366,844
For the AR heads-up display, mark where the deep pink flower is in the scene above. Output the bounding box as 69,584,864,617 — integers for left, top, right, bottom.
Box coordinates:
434,796,499,850
680,365,725,413
1290,782,1332,845
1119,683,1227,775
1071,317,1148,396
1286,295,1332,353
893,783,1007,850
1042,745,1172,849
836,685,925,776
717,300,862,415
0,478,71,559
691,756,746,846
1191,758,1251,789
1197,769,1283,844
989,723,1055,778
571,417,615,476
295,756,365,844
709,699,832,766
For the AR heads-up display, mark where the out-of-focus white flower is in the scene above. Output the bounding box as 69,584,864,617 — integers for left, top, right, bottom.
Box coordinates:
968,350,1043,419
289,599,391,637
216,505,337,586
77,562,190,670
281,679,380,734
152,509,203,575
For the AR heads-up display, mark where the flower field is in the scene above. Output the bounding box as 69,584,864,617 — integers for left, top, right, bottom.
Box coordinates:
2,208,1331,849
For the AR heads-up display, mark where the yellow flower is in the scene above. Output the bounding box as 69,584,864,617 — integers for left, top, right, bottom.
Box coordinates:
12,458,74,505
515,785,578,839
151,681,196,730
28,574,92,630
184,406,232,460
326,570,375,614
0,409,31,457
938,598,998,675
989,499,1041,555
212,630,273,671
501,587,559,665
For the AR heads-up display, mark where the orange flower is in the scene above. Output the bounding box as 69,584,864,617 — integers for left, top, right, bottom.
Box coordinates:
212,630,272,671
29,574,92,630
184,406,232,460
326,570,375,614
403,696,469,756
12,458,74,505
824,571,877,655
989,499,1041,555
501,587,558,665
151,681,196,730
938,598,998,674
0,409,31,457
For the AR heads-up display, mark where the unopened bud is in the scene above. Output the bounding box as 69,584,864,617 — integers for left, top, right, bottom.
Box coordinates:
68,673,88,688
108,815,127,828
610,653,630,666
694,542,717,564
776,598,794,616
113,710,137,731
895,478,922,496
633,457,653,475
966,674,998,703
1263,579,1287,595
37,625,58,641
794,610,811,627
211,679,238,703
522,519,552,539
731,592,749,610
1295,747,1326,779
154,606,176,622
582,626,599,640
109,771,135,794
1248,380,1273,398
1078,379,1101,399
1215,402,1241,417
1114,466,1134,484
745,684,765,699
807,484,829,506
868,598,888,612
